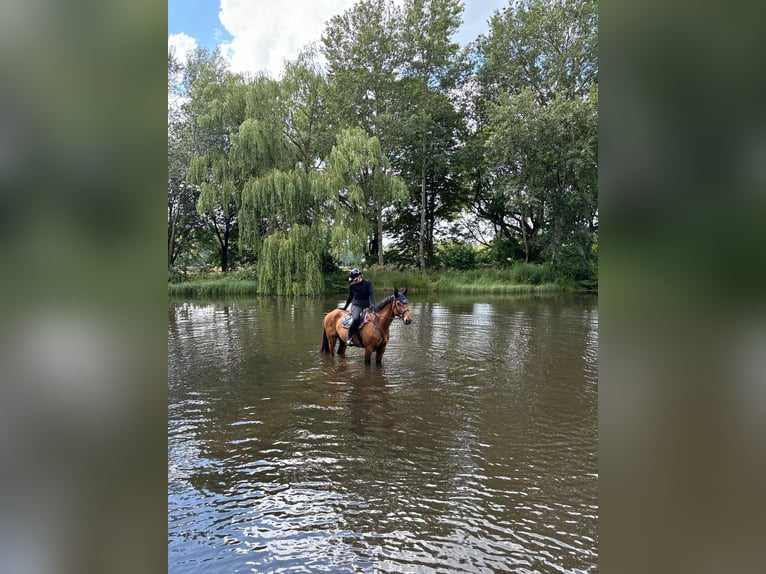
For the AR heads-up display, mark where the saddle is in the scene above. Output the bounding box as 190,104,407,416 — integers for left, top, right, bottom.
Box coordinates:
341,308,372,329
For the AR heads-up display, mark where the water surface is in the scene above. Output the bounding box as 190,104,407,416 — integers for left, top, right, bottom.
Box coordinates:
168,294,598,573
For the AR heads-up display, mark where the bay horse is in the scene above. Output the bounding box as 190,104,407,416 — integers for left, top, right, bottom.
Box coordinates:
321,287,412,365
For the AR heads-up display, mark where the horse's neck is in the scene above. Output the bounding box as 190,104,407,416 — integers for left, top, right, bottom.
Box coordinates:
374,302,395,329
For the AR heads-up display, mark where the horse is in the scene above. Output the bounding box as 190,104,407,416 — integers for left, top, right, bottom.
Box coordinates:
321,287,412,365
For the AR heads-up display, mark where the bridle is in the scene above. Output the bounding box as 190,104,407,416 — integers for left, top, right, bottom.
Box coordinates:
392,298,412,322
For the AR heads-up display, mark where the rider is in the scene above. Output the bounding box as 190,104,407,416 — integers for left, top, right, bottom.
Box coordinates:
342,268,375,346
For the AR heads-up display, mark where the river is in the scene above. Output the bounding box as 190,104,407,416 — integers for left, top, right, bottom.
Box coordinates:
168,293,598,573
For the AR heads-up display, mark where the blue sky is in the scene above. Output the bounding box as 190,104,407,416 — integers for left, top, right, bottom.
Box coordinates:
168,0,509,78
168,0,231,53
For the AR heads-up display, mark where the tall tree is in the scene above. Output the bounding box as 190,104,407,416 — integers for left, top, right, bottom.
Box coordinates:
398,0,465,272
185,50,247,272
168,49,203,272
387,88,469,266
322,0,404,263
327,127,408,264
238,50,335,295
475,0,598,279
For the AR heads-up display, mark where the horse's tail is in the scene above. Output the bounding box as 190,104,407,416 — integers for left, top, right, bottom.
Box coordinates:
320,326,330,353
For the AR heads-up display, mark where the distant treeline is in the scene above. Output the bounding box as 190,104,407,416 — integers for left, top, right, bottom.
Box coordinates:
168,0,597,295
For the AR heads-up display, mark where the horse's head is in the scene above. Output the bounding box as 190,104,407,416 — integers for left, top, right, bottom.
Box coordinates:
392,287,412,325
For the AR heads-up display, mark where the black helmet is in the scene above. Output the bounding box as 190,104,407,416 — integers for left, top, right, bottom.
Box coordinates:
348,268,361,282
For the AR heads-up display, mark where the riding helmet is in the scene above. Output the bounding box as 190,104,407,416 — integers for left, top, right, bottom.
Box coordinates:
348,268,361,282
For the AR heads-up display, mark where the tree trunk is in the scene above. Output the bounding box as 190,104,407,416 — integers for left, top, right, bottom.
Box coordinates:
376,199,384,266
221,238,229,272
419,137,426,274
521,211,529,263
168,199,178,270
168,222,176,270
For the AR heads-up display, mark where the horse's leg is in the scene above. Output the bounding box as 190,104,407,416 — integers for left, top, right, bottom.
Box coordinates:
375,343,387,365
364,345,373,365
329,333,337,356
321,328,331,354
336,326,347,356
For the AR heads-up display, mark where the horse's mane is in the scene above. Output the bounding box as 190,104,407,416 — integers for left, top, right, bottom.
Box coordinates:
372,295,394,313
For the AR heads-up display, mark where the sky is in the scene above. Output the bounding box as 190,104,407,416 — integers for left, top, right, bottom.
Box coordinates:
168,0,509,78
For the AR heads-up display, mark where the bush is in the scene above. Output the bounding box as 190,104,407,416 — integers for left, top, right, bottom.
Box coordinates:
168,266,186,283
508,262,552,284
436,240,477,270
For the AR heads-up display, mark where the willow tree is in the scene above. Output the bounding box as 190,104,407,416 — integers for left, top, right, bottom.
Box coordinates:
185,53,247,272
238,50,335,296
322,0,407,264
327,127,408,265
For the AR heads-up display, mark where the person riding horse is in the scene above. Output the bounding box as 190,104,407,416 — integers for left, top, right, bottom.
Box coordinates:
342,268,375,346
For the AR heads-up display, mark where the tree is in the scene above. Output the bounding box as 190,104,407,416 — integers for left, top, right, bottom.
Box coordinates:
387,88,470,267
327,127,408,264
168,49,203,273
474,0,598,279
238,51,335,295
397,0,466,272
322,0,405,263
185,51,247,272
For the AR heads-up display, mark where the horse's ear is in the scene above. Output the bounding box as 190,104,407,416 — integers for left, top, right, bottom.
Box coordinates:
394,287,399,297
402,287,408,296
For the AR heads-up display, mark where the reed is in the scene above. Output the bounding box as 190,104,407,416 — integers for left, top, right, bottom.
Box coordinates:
167,278,260,298
360,265,431,292
432,275,562,295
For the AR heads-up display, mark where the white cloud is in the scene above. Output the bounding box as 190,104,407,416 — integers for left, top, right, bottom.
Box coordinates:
168,32,198,63
218,0,358,78
168,33,198,115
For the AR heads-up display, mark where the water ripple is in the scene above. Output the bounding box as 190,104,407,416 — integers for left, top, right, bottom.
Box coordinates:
169,296,598,573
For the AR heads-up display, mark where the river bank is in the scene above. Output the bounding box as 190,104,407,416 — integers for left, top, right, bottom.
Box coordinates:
168,266,595,298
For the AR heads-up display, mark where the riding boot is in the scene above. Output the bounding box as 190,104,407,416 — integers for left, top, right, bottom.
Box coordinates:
346,327,356,346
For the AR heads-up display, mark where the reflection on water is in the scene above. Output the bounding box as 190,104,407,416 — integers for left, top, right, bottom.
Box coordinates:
169,295,598,573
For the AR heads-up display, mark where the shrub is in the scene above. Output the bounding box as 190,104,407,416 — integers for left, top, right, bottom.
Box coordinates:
436,240,477,270
508,262,552,284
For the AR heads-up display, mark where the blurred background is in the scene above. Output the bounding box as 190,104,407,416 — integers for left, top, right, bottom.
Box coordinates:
0,1,764,573
0,1,166,573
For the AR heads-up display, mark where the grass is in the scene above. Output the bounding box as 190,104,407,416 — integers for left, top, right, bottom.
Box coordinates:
363,265,568,296
168,264,589,298
167,277,260,298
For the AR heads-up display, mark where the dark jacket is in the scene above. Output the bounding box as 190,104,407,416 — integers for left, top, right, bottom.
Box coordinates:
343,279,375,309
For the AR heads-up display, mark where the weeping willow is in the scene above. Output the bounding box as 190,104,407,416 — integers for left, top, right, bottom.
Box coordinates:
235,55,407,294
240,167,330,296
327,127,408,264
257,225,325,296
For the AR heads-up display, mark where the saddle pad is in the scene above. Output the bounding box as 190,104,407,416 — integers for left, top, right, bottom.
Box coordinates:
341,310,371,328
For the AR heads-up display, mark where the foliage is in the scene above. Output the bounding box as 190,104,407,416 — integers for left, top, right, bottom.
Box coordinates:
237,51,336,296
168,50,204,270
322,0,402,141
435,240,477,270
322,0,407,265
397,0,467,272
184,50,247,272
327,127,408,263
168,0,598,293
473,0,598,279
167,277,259,298
363,264,432,292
